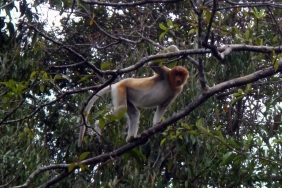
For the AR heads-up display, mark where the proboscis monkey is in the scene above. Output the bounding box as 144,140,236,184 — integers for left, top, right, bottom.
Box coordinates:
78,45,189,146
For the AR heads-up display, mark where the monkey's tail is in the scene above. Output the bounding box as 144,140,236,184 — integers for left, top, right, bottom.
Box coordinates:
78,86,112,147
85,86,112,115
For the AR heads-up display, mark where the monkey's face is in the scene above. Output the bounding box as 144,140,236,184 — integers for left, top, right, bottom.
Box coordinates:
170,66,189,87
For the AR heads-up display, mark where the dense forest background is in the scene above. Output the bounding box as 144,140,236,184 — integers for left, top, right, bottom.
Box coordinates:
1,0,282,187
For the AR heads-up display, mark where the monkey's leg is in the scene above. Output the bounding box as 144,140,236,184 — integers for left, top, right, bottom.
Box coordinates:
126,101,140,142
153,97,174,124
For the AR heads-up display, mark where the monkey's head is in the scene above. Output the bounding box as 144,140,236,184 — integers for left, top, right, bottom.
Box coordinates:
170,66,189,87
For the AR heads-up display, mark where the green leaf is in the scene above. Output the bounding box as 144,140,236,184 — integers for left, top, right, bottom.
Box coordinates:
54,74,70,82
68,163,75,172
196,119,213,137
188,29,195,35
233,92,242,97
199,5,208,10
166,61,177,68
116,108,126,120
42,71,48,79
216,125,222,131
99,118,106,129
272,35,279,43
30,71,37,79
219,152,233,166
18,132,25,138
228,139,239,147
83,135,89,143
40,84,44,92
160,138,166,146
159,31,166,41
78,163,90,171
78,75,91,82
274,59,279,71
252,7,259,18
159,23,167,31
101,62,114,70
204,9,211,22
91,110,105,120
24,127,31,133
106,113,117,121
196,118,203,127
183,123,190,130
61,0,72,8
258,9,267,18
214,135,226,144
257,39,263,46
167,159,173,170
244,83,252,94
79,151,90,161
273,139,282,143
178,134,183,140
235,34,244,41
231,95,243,105
167,20,173,28
251,54,264,61
247,134,253,142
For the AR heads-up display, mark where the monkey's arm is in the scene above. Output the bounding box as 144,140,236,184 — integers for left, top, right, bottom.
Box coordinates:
153,96,176,124
148,45,179,78
148,61,168,79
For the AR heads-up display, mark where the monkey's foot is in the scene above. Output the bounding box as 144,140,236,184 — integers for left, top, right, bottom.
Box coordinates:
126,135,150,145
126,136,137,143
